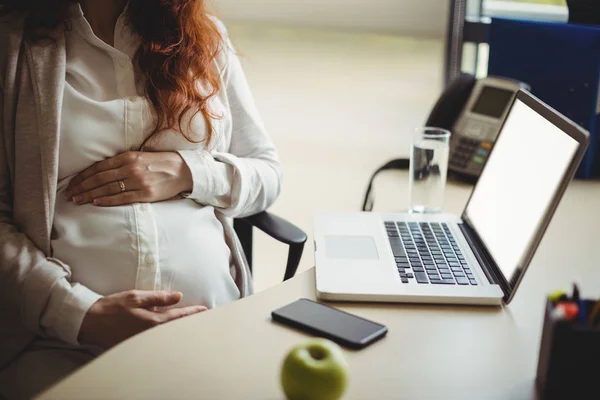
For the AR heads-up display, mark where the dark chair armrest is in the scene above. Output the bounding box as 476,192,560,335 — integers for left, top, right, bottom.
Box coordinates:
242,211,307,246
237,211,307,281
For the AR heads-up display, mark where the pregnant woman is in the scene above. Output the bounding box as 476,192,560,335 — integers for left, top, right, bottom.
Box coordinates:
0,0,281,398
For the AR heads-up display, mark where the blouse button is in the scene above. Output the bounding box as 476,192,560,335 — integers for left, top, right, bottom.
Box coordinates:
145,254,155,265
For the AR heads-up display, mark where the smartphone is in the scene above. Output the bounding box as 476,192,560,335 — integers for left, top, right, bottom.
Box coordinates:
271,298,388,349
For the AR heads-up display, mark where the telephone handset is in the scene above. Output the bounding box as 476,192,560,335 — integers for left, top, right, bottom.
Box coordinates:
362,74,530,211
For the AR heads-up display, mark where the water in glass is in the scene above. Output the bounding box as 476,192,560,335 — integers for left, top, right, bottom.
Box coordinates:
409,136,449,213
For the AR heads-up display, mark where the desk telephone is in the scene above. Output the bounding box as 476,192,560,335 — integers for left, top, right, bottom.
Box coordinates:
362,74,530,211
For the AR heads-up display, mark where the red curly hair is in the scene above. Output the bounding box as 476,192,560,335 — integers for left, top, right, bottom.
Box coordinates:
0,0,223,148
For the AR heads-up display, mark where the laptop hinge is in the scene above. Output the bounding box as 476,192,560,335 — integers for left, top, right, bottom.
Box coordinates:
459,223,511,302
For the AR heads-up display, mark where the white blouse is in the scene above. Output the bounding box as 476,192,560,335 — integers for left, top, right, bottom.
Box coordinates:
41,4,282,345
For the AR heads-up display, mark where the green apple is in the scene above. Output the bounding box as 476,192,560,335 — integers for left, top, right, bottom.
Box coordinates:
280,338,349,400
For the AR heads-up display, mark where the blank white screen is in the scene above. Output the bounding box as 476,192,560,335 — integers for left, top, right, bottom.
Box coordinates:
465,99,578,281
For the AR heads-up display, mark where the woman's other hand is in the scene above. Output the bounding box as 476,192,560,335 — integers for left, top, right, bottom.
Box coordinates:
78,290,206,349
65,152,193,207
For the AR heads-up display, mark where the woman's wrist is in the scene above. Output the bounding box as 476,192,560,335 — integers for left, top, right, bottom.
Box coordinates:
78,298,103,346
173,152,194,194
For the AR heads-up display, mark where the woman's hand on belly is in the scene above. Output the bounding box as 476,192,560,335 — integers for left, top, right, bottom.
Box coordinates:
78,290,206,349
64,151,193,207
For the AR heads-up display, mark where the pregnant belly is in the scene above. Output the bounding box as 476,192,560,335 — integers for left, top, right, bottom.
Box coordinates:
151,199,240,308
52,193,139,295
52,191,240,308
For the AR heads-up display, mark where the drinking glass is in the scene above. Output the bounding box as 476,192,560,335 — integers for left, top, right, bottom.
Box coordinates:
408,127,451,213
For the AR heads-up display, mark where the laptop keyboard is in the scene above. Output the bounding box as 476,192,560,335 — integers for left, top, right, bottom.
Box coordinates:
385,221,478,286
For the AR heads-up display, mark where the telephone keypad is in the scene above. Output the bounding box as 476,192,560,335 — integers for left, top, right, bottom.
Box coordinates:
476,148,488,157
451,137,491,172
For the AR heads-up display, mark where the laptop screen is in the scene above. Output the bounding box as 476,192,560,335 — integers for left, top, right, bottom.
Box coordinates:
464,98,579,284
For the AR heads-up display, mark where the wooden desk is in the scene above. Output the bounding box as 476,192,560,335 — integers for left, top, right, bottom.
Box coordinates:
38,181,600,400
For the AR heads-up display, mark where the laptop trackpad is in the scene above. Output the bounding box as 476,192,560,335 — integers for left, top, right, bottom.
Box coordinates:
325,235,379,260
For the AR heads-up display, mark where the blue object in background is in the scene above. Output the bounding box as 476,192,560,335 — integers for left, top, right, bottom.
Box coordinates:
488,17,600,179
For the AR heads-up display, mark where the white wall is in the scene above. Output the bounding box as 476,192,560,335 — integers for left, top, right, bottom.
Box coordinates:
210,0,449,39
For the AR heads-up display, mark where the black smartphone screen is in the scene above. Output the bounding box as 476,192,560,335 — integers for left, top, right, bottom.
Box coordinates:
271,298,388,349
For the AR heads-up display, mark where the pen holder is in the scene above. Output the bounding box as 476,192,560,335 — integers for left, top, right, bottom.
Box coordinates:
536,298,600,400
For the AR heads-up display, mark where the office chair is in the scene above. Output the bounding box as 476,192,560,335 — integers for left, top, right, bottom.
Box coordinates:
234,212,307,282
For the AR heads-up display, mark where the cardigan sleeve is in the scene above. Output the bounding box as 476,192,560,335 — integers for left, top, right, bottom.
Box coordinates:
0,89,101,348
177,19,282,219
0,20,102,352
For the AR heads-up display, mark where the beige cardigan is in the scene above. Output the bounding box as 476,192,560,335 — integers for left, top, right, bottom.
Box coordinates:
0,18,265,368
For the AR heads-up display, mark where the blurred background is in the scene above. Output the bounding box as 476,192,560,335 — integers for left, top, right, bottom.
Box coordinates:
207,0,568,291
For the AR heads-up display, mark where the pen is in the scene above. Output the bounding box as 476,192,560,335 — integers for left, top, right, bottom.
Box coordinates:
578,298,587,326
572,283,580,302
588,300,600,327
571,283,588,325
570,283,587,325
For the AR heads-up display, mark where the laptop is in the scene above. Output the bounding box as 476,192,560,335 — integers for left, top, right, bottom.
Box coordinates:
314,90,589,306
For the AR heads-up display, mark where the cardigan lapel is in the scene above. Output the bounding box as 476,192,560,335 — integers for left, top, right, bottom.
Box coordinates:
24,34,66,238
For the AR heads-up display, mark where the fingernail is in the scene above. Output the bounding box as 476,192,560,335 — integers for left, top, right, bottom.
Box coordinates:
72,196,82,204
93,199,100,205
